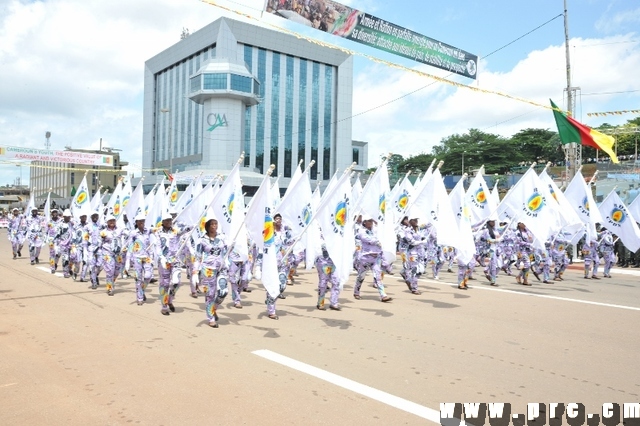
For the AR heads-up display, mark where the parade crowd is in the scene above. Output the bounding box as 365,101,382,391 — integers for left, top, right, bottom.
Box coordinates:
6,159,640,328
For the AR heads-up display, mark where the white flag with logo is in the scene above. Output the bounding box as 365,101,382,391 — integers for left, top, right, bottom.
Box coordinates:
244,172,281,299
465,169,498,225
598,190,640,252
500,168,560,244
355,159,396,263
208,161,248,261
390,172,413,224
71,175,91,219
277,168,313,240
167,177,179,209
314,170,355,287
563,171,602,242
106,179,124,220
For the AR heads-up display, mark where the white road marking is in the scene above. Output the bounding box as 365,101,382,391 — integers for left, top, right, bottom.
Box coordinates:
36,266,64,278
252,349,441,423
419,277,640,312
0,383,17,388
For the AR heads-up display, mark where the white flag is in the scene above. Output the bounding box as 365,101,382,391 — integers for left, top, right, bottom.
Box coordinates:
44,191,51,224
175,178,219,235
351,173,363,206
284,161,303,199
465,169,498,225
71,175,91,219
277,168,313,240
245,172,281,299
538,169,583,238
271,176,281,211
90,186,103,217
500,168,560,244
563,171,602,242
167,177,179,209
314,170,355,287
26,189,36,213
598,190,640,252
490,180,500,207
304,185,323,270
143,184,157,218
390,172,413,224
106,179,124,219
628,193,640,223
125,180,145,221
208,161,248,261
448,177,476,264
175,176,197,214
409,169,462,249
146,184,168,229
355,159,396,263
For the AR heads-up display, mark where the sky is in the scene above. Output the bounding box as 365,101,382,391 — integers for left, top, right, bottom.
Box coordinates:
0,0,639,186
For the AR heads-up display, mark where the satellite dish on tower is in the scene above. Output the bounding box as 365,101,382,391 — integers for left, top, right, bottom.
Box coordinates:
45,131,51,150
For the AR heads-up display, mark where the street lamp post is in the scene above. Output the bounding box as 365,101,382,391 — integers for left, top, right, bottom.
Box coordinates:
160,108,172,174
462,150,466,175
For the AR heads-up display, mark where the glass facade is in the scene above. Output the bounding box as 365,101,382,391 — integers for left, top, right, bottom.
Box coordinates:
203,73,227,90
240,45,337,181
284,55,294,178
255,48,267,173
153,44,215,171
152,40,340,180
244,45,253,167
298,59,307,166
230,74,252,93
311,62,320,179
270,52,280,175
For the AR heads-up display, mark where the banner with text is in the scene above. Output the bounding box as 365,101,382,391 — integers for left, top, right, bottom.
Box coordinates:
264,0,477,79
0,145,114,166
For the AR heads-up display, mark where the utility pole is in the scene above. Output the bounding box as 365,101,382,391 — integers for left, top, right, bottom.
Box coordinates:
564,0,578,182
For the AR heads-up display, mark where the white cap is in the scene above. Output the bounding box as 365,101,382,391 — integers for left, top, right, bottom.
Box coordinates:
134,213,146,222
51,208,59,213
105,214,116,222
62,209,72,217
91,210,100,216
31,206,38,211
161,212,172,221
12,207,19,212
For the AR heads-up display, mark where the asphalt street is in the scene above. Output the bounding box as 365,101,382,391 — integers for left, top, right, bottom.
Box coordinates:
1,233,639,425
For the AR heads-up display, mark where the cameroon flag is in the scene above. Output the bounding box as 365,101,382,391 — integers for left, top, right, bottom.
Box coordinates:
550,99,618,163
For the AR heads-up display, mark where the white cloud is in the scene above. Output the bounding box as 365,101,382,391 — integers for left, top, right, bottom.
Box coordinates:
595,6,640,34
351,33,640,165
0,0,639,186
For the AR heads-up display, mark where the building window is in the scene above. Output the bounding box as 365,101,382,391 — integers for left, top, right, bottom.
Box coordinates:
298,58,307,166
255,48,267,173
92,173,97,186
230,74,252,93
353,148,360,165
70,172,75,185
270,52,281,176
190,75,201,92
323,65,333,180
284,55,294,178
203,73,227,90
